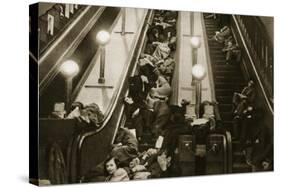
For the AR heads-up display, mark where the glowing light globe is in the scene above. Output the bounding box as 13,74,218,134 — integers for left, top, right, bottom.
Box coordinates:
96,30,111,45
190,36,201,49
192,64,206,81
60,60,79,77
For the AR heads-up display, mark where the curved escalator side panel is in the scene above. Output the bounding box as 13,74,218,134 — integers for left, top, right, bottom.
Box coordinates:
39,7,121,117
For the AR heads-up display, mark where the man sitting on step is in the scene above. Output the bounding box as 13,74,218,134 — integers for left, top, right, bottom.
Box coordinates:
222,40,241,64
232,80,256,116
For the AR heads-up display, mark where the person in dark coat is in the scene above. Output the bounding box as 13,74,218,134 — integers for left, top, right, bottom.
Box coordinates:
232,80,256,117
151,100,171,138
128,75,151,104
111,127,139,165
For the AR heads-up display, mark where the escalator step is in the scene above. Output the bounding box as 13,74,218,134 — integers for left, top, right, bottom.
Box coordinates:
214,78,244,85
216,89,237,96
216,96,233,104
233,151,246,163
232,140,242,151
214,71,241,76
232,162,252,173
210,54,227,59
218,104,233,112
213,64,239,70
219,112,233,121
215,82,244,86
222,120,233,129
210,50,225,53
211,60,229,64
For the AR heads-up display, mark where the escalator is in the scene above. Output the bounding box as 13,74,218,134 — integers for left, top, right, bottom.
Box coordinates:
34,10,273,185
203,14,251,173
72,11,231,181
68,10,154,183
203,13,275,173
73,11,233,180
34,6,131,185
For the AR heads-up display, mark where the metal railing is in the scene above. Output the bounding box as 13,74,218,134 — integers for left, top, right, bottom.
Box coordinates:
38,4,86,55
234,15,273,104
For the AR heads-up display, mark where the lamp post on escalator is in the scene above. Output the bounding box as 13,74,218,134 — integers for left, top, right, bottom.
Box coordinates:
190,36,203,118
192,64,206,118
60,60,80,113
96,30,111,84
190,36,201,66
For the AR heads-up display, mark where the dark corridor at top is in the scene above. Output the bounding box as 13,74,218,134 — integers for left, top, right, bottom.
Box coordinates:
29,3,273,185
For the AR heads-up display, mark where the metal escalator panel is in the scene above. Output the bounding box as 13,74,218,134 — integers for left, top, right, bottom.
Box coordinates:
178,135,196,176
205,134,227,174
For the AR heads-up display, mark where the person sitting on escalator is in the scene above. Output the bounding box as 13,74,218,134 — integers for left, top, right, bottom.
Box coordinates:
104,157,130,182
128,157,151,180
154,16,173,30
240,109,273,172
128,74,151,105
157,56,175,83
222,40,241,64
150,68,172,100
152,35,171,62
209,25,231,43
111,127,139,166
232,80,256,117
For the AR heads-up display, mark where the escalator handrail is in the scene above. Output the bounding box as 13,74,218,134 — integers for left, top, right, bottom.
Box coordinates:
76,9,154,151
225,131,232,173
201,13,222,121
207,133,228,173
169,12,181,105
232,15,274,115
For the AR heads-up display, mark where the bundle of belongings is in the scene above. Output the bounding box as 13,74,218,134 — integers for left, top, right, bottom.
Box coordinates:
67,102,104,128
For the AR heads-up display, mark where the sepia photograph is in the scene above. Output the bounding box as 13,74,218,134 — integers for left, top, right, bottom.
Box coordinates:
29,1,274,186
